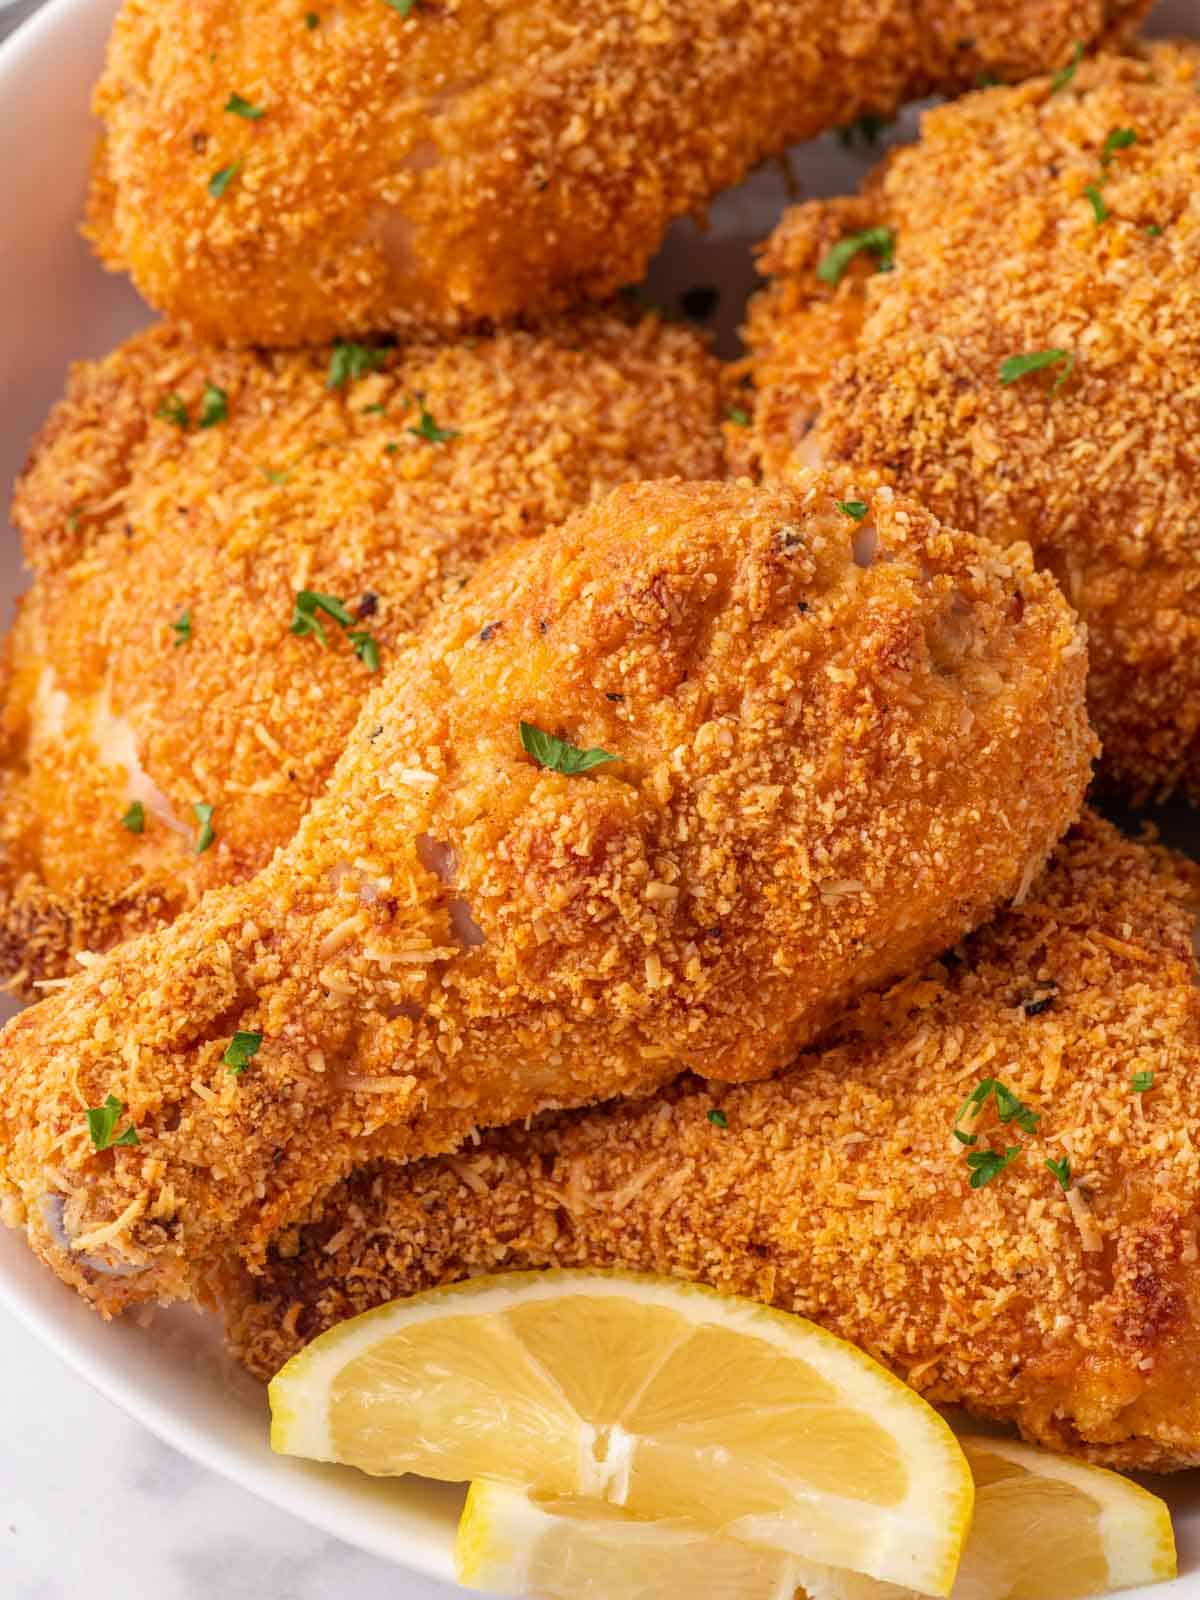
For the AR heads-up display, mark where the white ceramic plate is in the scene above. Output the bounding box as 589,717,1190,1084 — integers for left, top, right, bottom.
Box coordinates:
1,0,1199,1592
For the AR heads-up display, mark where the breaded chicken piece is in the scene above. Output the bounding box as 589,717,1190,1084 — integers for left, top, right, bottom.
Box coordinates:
0,474,1091,1316
0,312,726,995
224,813,1200,1473
87,0,1150,345
734,41,1200,803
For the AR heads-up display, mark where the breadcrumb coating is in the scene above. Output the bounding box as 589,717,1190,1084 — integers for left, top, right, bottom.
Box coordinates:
0,312,726,994
88,0,1149,344
224,814,1200,1473
735,41,1200,803
0,474,1090,1316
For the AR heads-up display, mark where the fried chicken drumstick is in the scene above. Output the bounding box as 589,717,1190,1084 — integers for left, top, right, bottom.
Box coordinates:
87,0,1148,344
0,474,1090,1316
735,41,1200,802
225,814,1200,1473
0,312,725,993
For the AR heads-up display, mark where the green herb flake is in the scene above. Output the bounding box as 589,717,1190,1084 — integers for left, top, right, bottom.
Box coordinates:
999,348,1076,393
120,800,146,834
1045,1155,1072,1191
198,381,229,429
66,509,82,534
327,340,388,390
223,1030,263,1076
966,1145,1022,1189
835,112,893,150
1049,41,1083,96
1084,183,1109,225
1146,224,1164,238
86,1094,140,1151
726,407,751,427
193,801,216,854
993,1082,1040,1134
519,721,620,776
952,1128,978,1147
305,10,319,25
407,404,459,445
1100,127,1137,166
262,466,291,485
156,393,190,429
707,1108,729,1129
383,0,417,11
836,499,869,521
816,226,895,287
171,609,193,647
362,402,387,415
291,590,354,645
1131,1070,1155,1094
349,630,381,672
208,161,242,199
225,93,264,120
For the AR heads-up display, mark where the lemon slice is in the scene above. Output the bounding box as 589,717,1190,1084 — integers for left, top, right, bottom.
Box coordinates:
454,1436,1177,1600
270,1270,972,1594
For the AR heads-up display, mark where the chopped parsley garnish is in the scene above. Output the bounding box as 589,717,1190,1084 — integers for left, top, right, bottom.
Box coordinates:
198,382,229,428
1131,1070,1154,1093
726,407,751,426
305,9,319,25
1049,41,1083,95
1022,991,1056,1017
225,93,264,120
835,112,893,149
327,340,388,390
1044,1155,1071,1191
836,499,869,521
519,721,619,776
121,801,145,834
156,393,190,428
349,630,381,671
362,402,387,415
193,802,216,854
208,162,242,199
407,404,459,444
383,0,417,12
223,1030,263,1075
171,609,192,647
1146,224,1163,237
999,348,1075,393
262,466,291,485
1084,183,1108,224
291,590,354,645
966,1146,1021,1189
1100,126,1136,166
86,1095,140,1151
955,1078,1039,1141
66,509,82,534
816,226,895,286
707,1108,729,1129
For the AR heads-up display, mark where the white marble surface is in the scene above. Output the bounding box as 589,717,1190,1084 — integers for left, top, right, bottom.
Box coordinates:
2,1301,464,1599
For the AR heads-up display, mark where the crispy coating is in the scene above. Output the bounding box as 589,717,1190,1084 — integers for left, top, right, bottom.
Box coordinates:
0,474,1090,1316
735,41,1200,803
0,312,727,994
223,814,1200,1472
87,0,1149,345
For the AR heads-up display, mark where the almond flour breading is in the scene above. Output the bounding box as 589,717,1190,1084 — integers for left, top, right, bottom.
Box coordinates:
224,814,1200,1472
0,312,726,992
88,0,1148,344
736,41,1200,802
0,474,1089,1317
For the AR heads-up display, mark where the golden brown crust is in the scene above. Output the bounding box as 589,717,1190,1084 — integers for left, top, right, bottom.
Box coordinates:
0,473,1090,1315
222,813,1200,1472
737,41,1200,803
88,0,1150,344
1,313,727,993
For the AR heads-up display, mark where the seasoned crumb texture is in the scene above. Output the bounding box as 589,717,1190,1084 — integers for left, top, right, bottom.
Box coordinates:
737,42,1200,803
0,474,1090,1315
224,815,1200,1473
0,313,726,993
88,0,1148,344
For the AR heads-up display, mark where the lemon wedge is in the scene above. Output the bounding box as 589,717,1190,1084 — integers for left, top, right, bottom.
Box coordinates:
453,1435,1176,1600
270,1269,972,1594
